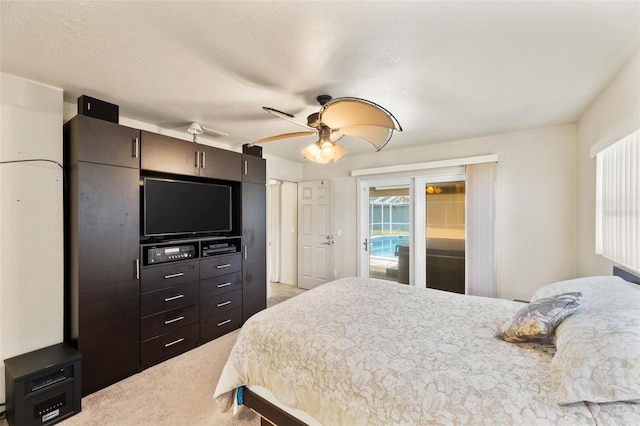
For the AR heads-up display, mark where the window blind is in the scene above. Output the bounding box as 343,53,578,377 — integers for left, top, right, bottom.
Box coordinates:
595,129,640,271
466,162,497,297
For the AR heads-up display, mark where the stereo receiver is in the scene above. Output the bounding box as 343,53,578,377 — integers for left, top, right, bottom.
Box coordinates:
147,245,196,264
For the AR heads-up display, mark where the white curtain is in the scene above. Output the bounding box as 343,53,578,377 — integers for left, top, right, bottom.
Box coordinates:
466,162,497,297
595,129,640,271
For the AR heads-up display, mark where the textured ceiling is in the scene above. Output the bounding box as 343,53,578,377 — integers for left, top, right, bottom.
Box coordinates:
1,1,639,162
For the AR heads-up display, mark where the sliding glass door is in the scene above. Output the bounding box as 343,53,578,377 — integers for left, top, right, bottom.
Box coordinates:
359,172,466,292
423,181,466,293
366,182,411,283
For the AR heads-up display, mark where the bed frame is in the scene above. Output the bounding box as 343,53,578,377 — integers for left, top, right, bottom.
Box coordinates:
241,266,640,426
614,265,640,284
241,387,306,426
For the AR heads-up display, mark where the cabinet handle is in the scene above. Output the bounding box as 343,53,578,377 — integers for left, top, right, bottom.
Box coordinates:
164,294,184,302
164,338,184,348
217,319,232,327
135,258,140,280
217,282,232,288
216,264,231,269
195,151,200,168
164,272,185,279
244,160,248,175
201,151,206,168
217,300,232,307
133,137,139,158
244,245,248,260
164,316,185,325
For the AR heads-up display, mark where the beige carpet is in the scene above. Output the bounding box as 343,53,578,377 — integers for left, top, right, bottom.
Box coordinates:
55,330,259,426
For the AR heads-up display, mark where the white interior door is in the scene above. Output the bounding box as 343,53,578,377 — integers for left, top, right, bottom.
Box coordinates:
298,180,333,289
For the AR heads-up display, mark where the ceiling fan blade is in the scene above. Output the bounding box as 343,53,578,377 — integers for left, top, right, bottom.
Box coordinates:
319,98,402,131
201,125,229,137
338,125,395,151
251,131,316,145
263,107,314,130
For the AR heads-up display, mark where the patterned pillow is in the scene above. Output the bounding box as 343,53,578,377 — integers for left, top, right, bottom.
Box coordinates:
498,292,582,343
531,276,640,311
551,309,640,404
526,276,640,403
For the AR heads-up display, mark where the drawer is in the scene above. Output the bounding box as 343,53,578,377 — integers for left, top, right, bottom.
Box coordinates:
141,322,199,368
141,303,199,341
201,289,242,317
201,307,242,343
200,272,242,299
141,260,199,292
141,281,199,317
200,253,242,279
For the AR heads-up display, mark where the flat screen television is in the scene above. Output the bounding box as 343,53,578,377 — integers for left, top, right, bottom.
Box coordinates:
143,177,232,237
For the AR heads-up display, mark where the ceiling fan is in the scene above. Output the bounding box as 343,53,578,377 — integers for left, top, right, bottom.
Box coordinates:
251,95,402,163
186,122,229,143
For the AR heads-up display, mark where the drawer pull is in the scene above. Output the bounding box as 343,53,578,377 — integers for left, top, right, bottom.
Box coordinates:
164,294,185,302
164,316,185,325
217,319,232,327
217,300,232,307
165,338,184,347
216,264,232,269
217,282,232,288
164,272,185,279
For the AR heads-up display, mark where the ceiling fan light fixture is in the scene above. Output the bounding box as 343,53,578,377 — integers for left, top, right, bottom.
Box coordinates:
332,143,347,161
302,142,327,164
187,122,203,135
319,140,335,161
302,140,346,164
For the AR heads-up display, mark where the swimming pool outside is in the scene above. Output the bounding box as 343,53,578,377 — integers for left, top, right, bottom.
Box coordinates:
369,235,409,258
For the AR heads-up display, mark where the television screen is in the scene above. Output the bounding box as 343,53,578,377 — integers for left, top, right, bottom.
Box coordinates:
144,178,232,237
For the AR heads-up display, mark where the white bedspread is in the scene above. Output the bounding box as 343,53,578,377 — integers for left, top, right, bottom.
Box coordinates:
214,277,640,425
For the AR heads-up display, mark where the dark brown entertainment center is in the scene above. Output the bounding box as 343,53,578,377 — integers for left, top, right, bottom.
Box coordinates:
64,113,266,396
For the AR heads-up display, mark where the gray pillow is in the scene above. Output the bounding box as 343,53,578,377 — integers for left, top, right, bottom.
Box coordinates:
498,292,582,343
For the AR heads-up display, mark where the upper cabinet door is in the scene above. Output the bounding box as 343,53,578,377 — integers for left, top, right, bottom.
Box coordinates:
242,155,266,184
140,131,199,176
141,131,241,181
199,145,242,181
67,115,140,168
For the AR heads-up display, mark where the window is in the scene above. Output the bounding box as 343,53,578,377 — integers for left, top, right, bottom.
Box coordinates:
595,129,640,272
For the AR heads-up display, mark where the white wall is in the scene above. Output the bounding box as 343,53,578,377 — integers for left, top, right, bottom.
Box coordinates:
0,73,64,401
576,50,640,277
302,125,577,301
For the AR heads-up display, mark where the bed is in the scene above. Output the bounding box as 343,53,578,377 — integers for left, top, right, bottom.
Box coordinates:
214,267,640,425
